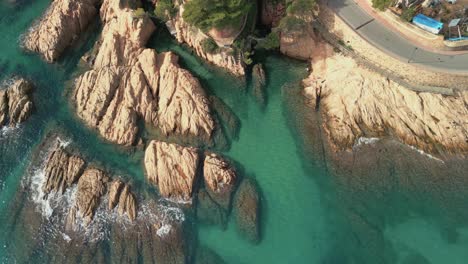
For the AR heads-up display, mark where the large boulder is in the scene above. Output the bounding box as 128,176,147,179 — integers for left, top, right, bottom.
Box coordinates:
0,78,34,127
69,168,109,225
144,140,200,201
43,147,86,195
108,179,138,220
73,0,214,146
203,153,236,210
23,0,100,62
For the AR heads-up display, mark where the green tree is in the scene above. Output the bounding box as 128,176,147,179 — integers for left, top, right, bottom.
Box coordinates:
371,0,392,11
201,38,219,54
132,8,146,19
287,0,316,17
183,0,253,31
401,7,416,22
154,0,176,22
257,31,280,50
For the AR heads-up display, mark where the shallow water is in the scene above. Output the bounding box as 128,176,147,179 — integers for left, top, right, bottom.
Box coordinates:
1,1,468,263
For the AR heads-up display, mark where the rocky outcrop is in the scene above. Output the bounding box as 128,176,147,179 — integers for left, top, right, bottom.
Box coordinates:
73,0,214,146
145,140,200,201
43,148,86,195
22,0,100,62
70,168,109,225
40,143,138,226
303,51,468,155
280,23,320,60
166,4,245,76
108,180,137,221
261,0,286,27
0,78,34,127
234,178,261,244
203,153,236,210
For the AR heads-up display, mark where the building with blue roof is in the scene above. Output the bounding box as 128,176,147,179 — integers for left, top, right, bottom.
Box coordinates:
412,14,444,34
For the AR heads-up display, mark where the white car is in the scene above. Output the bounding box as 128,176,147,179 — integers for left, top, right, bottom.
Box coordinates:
447,0,457,4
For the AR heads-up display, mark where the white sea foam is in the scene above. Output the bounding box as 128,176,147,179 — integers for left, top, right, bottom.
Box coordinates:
161,196,192,205
405,144,445,163
353,137,380,149
0,124,20,137
156,224,172,237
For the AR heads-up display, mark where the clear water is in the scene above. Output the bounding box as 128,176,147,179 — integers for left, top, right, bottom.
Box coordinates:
1,1,468,263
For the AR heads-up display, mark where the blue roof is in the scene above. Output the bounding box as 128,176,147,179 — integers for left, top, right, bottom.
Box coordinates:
412,14,443,30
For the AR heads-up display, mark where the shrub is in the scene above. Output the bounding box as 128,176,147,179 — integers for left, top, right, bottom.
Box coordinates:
401,7,416,22
278,15,306,32
201,38,219,54
258,31,280,50
154,0,176,22
371,0,392,11
183,0,253,31
287,0,316,18
132,8,146,19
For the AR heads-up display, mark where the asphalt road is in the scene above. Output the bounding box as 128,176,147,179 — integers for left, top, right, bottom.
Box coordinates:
328,0,468,74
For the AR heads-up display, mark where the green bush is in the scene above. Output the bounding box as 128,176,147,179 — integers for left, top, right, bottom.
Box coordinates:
278,15,306,32
132,8,147,19
401,7,416,22
201,38,219,54
183,0,253,31
371,0,392,11
287,0,316,17
154,0,176,22
258,31,280,50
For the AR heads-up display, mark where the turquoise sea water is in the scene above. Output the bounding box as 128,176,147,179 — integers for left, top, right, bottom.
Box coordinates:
1,1,468,263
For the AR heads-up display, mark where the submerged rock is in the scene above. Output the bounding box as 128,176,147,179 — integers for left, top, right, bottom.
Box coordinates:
73,0,215,146
252,63,267,106
203,153,236,210
196,188,228,228
144,140,200,201
43,148,86,195
0,78,34,127
23,0,100,62
303,49,468,156
234,178,261,243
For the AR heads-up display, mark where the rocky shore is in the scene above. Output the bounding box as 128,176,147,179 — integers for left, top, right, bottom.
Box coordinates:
0,78,34,128
73,0,215,146
303,44,468,157
164,2,245,76
22,0,99,62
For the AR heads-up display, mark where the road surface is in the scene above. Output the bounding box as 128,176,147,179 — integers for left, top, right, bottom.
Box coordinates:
328,0,468,73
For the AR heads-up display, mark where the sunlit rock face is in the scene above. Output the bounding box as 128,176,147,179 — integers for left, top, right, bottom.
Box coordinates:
23,0,100,62
303,51,468,156
73,0,214,146
0,78,34,128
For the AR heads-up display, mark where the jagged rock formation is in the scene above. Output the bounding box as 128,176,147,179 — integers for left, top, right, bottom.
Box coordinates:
70,168,109,225
203,153,236,210
43,148,85,195
73,0,214,146
22,0,100,62
165,4,245,76
145,140,200,200
234,178,261,244
0,78,34,127
303,51,468,155
108,180,137,221
41,144,138,225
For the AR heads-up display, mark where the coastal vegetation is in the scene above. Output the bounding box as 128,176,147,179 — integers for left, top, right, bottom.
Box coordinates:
154,0,176,22
201,37,219,54
182,0,253,30
371,0,392,11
